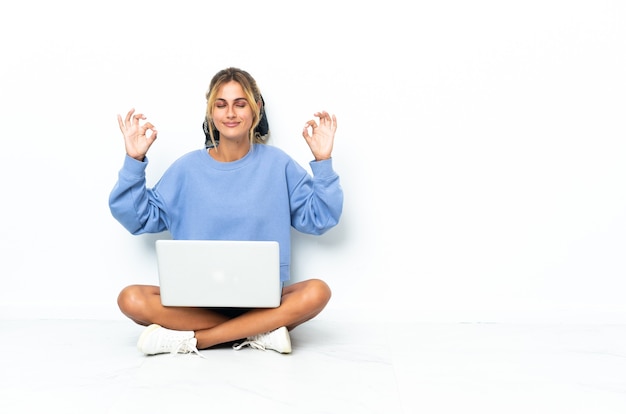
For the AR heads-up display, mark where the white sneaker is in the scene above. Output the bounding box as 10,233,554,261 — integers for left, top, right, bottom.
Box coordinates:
137,324,203,357
232,326,292,354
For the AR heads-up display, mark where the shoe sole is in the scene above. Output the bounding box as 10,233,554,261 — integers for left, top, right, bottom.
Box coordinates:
137,324,162,354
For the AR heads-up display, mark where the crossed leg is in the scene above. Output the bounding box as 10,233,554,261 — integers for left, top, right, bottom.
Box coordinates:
117,279,331,349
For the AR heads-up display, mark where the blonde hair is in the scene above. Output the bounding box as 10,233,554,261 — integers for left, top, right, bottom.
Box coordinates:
205,67,269,148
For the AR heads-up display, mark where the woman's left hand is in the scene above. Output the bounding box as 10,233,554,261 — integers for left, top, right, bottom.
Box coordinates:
302,111,337,161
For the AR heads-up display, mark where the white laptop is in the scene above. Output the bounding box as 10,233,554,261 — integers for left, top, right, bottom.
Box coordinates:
155,239,282,308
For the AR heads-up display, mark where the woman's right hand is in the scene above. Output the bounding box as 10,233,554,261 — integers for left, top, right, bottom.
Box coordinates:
117,108,158,161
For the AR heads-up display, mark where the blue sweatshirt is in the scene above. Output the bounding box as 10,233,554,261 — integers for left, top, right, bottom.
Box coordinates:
109,144,343,282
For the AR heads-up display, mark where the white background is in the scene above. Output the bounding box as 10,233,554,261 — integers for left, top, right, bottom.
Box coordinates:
1,0,625,322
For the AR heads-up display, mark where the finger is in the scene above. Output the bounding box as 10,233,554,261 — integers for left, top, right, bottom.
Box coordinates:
141,124,158,145
302,123,313,140
321,112,335,129
117,114,125,132
142,122,156,133
315,111,331,126
147,128,158,143
132,113,145,126
124,108,135,126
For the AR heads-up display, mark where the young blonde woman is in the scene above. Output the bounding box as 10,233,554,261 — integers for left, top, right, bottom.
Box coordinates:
109,67,343,355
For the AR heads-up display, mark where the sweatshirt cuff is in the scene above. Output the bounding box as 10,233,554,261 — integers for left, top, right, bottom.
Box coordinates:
122,154,149,176
309,157,335,178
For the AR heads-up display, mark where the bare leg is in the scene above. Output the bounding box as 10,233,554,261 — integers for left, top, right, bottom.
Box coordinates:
117,279,331,349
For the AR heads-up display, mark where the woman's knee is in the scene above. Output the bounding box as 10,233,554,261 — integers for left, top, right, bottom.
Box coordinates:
304,279,332,308
117,285,147,317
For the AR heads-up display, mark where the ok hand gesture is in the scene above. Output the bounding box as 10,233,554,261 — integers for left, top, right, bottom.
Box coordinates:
117,108,158,161
302,111,337,161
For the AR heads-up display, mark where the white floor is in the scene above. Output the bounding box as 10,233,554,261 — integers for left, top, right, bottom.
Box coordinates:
1,314,626,413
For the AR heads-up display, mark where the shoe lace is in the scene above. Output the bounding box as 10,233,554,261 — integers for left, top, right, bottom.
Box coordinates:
170,338,206,359
232,333,268,351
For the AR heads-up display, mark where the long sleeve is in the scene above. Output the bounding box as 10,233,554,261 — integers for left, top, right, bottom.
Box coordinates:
288,158,343,235
108,155,169,235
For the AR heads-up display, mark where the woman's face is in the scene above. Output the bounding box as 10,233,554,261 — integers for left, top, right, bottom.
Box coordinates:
212,80,254,142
